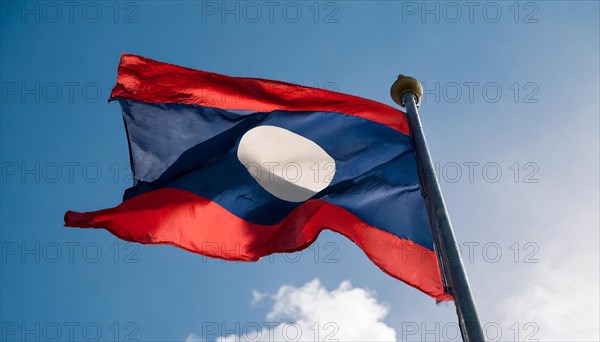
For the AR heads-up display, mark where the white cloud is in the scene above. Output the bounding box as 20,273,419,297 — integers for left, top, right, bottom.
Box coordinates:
186,333,203,342
251,289,268,305
187,279,397,342
499,243,600,341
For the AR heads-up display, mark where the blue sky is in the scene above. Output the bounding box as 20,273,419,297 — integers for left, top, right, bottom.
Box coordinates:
1,1,599,341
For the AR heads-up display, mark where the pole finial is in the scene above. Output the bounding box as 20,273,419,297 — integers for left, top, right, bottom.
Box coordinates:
390,74,423,107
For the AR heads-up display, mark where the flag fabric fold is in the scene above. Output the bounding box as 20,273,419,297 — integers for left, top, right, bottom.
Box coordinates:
65,54,452,301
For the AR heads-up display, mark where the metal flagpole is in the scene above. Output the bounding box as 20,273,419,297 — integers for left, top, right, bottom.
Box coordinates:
390,75,486,342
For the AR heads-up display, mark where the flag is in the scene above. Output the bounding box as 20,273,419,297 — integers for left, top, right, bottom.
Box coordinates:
65,54,452,301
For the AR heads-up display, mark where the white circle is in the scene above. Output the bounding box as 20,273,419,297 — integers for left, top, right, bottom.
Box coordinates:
237,125,336,202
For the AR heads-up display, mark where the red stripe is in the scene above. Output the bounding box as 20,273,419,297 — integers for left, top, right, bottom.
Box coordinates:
110,54,410,135
65,188,451,301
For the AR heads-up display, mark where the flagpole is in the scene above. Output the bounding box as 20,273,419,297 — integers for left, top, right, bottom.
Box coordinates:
390,75,486,342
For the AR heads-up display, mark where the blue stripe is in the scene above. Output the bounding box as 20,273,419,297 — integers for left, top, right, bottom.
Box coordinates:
119,99,434,250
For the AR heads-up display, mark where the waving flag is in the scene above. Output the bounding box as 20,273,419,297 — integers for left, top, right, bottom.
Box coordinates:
65,54,451,301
